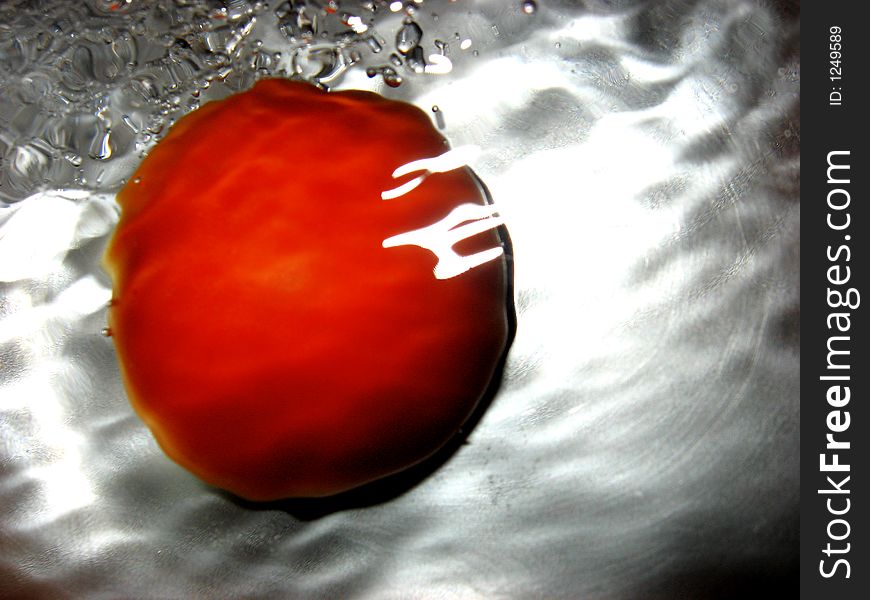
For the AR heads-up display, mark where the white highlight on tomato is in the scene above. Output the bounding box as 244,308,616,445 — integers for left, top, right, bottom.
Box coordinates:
381,145,481,200
383,203,504,280
381,146,504,279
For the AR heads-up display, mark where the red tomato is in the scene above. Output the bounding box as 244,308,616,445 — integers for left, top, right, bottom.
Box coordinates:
104,79,511,500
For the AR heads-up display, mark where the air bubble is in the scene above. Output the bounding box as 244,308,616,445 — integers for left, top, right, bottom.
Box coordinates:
432,105,445,129
521,1,537,15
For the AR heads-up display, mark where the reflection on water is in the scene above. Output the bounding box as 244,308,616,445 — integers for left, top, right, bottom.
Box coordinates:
1,1,799,598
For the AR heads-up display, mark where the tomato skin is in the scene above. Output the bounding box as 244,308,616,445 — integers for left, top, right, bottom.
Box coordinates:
104,79,510,500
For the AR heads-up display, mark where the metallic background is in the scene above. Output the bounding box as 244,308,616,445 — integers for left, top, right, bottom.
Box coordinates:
1,0,799,597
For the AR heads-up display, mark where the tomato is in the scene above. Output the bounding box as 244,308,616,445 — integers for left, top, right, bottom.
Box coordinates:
103,79,511,500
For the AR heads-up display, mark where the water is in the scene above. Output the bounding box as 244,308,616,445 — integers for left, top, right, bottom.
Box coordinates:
1,1,800,597
0,0,486,205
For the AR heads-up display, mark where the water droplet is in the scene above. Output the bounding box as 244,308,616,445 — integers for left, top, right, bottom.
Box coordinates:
405,46,426,73
63,151,83,167
382,67,403,87
122,114,140,133
226,0,253,21
396,19,423,54
292,44,348,85
366,65,403,87
89,127,113,161
277,2,318,41
521,0,537,15
129,76,160,102
366,35,383,53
